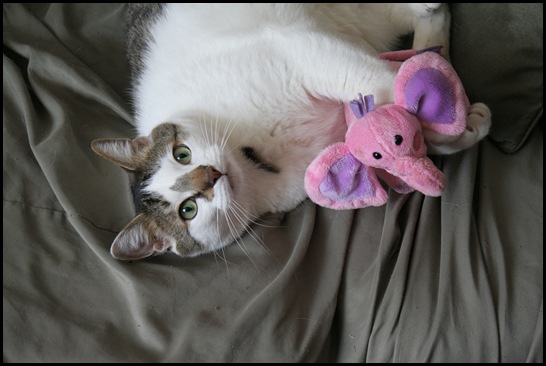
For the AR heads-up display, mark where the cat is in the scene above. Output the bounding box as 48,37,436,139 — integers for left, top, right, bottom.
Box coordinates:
91,3,491,260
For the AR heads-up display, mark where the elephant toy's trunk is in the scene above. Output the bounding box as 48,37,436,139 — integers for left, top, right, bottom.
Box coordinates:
390,157,446,197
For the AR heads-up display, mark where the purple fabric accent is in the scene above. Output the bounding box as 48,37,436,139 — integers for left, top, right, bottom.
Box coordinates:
404,68,455,124
416,45,442,55
319,154,374,202
364,94,374,113
350,93,375,119
350,93,365,118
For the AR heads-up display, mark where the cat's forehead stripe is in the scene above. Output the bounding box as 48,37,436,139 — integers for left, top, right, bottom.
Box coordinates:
151,122,186,142
137,123,190,173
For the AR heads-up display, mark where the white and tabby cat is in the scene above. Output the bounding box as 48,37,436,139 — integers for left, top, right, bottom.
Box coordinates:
92,4,490,260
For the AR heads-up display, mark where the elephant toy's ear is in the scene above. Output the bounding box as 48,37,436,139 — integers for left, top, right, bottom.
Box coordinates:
395,52,469,136
305,143,388,210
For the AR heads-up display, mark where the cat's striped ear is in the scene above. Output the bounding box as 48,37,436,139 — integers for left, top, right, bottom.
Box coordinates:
91,136,151,171
305,143,388,210
110,213,174,260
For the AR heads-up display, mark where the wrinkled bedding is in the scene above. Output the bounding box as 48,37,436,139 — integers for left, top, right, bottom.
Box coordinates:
3,3,543,362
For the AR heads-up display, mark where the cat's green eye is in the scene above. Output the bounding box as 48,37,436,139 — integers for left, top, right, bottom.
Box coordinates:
173,145,192,165
179,198,198,220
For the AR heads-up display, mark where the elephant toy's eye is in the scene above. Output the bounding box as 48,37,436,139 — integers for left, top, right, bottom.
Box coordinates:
394,135,403,146
373,152,382,160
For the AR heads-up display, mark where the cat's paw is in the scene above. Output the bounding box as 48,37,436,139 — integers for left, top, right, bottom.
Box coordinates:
466,102,492,140
408,3,443,17
425,103,492,155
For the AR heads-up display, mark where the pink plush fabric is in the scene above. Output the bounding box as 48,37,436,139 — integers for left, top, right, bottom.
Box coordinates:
304,143,388,210
395,52,469,135
345,104,446,197
305,50,469,209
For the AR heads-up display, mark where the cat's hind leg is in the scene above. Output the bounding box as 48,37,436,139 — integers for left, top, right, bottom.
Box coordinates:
409,3,451,59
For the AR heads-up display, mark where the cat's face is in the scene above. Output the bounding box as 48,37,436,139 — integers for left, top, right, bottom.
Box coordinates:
92,122,259,260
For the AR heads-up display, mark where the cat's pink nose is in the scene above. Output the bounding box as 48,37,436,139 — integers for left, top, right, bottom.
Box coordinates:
207,166,223,186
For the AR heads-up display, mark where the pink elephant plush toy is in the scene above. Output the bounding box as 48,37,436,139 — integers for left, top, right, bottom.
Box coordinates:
305,50,469,210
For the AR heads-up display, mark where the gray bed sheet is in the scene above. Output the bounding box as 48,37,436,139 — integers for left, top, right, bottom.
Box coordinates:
3,3,543,362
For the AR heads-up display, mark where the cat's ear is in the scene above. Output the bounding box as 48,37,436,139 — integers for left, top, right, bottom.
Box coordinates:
305,143,388,210
110,213,174,260
394,51,468,136
91,137,151,171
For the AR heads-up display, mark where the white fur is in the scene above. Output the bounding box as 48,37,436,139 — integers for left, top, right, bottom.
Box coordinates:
131,4,488,255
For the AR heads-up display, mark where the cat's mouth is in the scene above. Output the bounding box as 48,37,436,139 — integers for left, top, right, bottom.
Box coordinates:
209,149,244,210
222,158,238,192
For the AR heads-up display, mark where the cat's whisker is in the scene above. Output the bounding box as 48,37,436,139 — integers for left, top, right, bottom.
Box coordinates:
212,248,230,268
217,246,231,274
216,208,231,273
226,209,253,267
208,211,222,265
199,113,205,141
208,114,214,146
225,141,240,156
205,113,215,147
214,112,220,146
224,208,258,267
205,114,213,147
199,114,210,147
231,199,278,228
228,204,273,257
212,248,224,266
220,118,237,151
